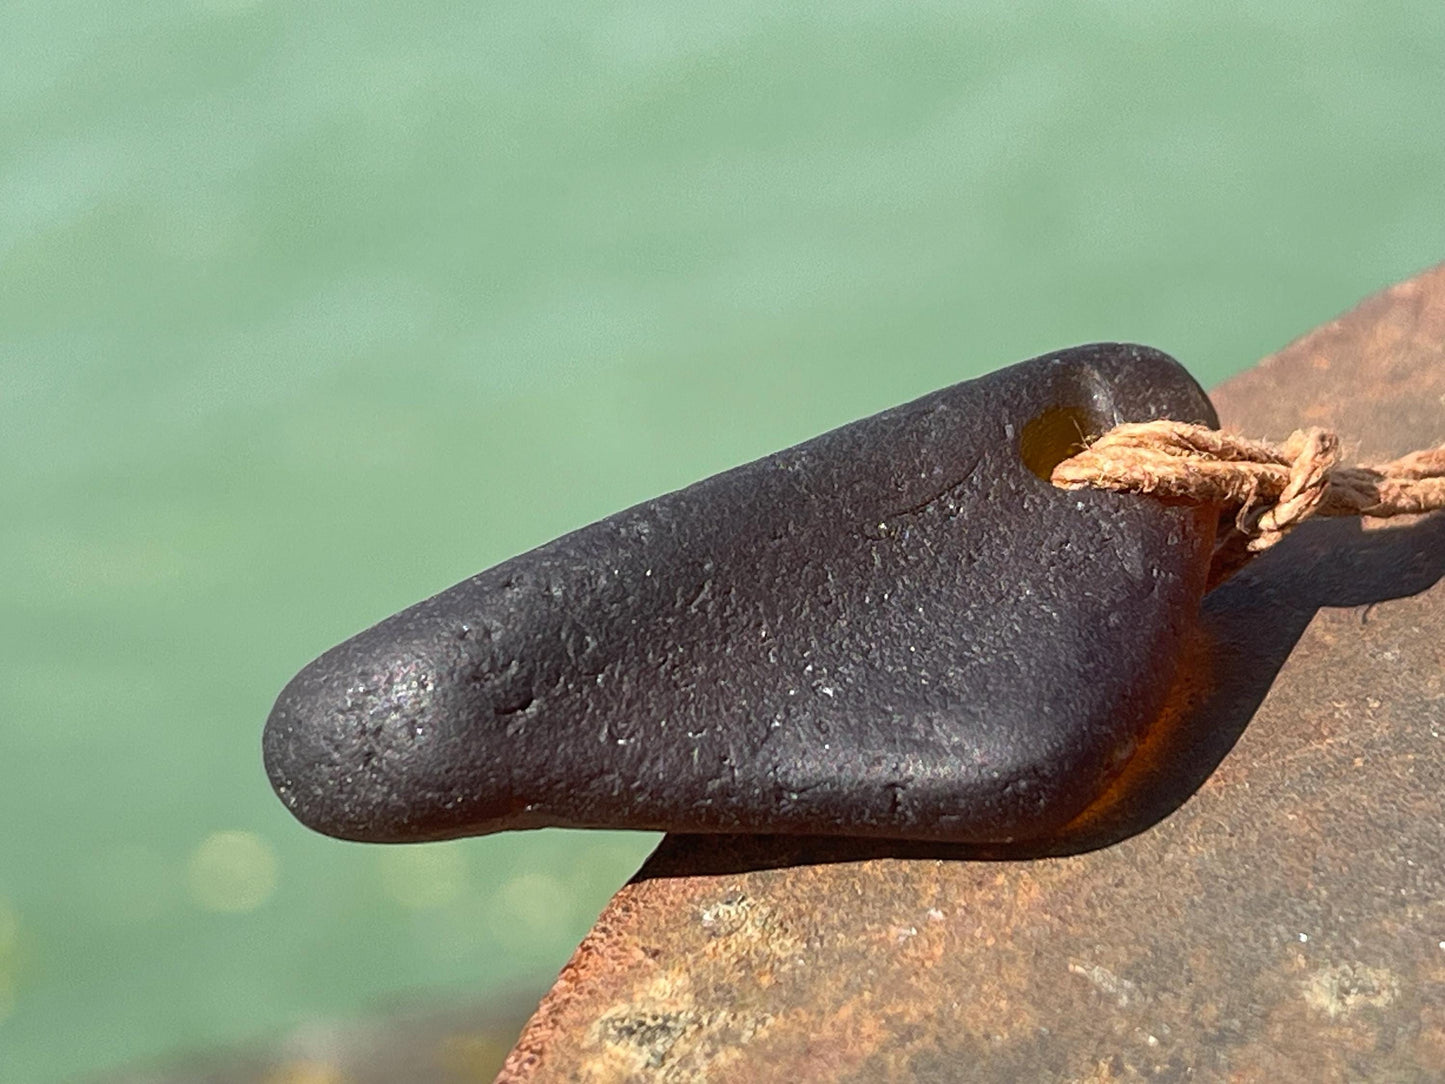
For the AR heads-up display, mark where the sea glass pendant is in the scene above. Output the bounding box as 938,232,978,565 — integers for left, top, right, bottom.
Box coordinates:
263,343,1218,844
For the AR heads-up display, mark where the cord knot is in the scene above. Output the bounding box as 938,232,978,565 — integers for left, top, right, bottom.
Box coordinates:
1050,420,1445,587
1247,426,1337,553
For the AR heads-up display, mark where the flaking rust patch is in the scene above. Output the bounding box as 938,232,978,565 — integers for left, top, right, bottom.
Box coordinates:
579,891,795,1081
585,972,776,1083
697,892,754,938
1068,961,1141,1009
694,890,804,965
585,972,702,1082
1302,963,1400,1020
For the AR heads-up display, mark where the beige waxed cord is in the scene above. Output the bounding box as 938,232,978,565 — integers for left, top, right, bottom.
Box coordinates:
1051,421,1445,588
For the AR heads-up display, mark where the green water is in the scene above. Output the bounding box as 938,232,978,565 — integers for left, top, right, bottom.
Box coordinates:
2,2,1441,1079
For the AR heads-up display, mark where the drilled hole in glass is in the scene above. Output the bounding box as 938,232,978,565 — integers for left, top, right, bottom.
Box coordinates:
1019,405,1102,481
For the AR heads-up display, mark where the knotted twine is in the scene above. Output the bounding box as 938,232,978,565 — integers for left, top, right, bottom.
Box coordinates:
1050,421,1445,588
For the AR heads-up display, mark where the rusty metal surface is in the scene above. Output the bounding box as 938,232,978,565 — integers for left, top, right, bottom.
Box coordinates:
499,265,1445,1083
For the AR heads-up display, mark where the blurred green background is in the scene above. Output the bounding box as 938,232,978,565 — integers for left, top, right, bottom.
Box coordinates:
1,1,1441,1080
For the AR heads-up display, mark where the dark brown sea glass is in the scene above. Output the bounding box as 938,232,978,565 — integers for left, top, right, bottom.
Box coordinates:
263,344,1217,844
